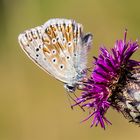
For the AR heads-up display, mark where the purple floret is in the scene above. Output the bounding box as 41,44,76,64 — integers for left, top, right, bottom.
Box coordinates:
74,31,140,129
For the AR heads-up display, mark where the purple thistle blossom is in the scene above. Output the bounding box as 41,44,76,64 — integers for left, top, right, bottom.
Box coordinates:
74,31,140,129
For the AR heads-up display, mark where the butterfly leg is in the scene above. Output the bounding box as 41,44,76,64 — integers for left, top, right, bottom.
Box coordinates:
65,91,74,110
65,91,85,111
69,93,85,112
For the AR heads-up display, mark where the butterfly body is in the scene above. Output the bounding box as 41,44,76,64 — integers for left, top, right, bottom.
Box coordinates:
18,18,93,92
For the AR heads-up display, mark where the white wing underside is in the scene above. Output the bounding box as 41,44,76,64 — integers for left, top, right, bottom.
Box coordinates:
18,18,93,84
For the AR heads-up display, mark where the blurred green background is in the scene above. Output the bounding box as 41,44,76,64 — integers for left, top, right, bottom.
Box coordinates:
0,0,140,140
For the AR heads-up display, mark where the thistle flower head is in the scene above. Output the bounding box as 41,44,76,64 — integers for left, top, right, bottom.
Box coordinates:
74,31,140,129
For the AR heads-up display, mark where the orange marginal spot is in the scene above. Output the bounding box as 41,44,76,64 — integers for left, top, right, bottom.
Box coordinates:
32,34,37,39
64,28,69,42
66,26,72,42
25,33,32,42
59,25,68,42
52,26,56,31
65,26,69,33
31,31,37,39
46,28,52,36
44,39,50,45
43,46,50,54
68,25,72,32
58,25,61,31
33,36,37,39
65,34,69,42
49,26,56,38
69,26,73,41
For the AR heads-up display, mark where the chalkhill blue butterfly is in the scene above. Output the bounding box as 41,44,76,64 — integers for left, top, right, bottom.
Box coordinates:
18,18,93,92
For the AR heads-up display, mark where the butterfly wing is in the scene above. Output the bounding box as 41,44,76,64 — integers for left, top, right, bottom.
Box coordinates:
72,28,93,77
18,18,93,85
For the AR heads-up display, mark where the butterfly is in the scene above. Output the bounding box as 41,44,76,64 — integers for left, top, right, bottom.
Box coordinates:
18,18,93,93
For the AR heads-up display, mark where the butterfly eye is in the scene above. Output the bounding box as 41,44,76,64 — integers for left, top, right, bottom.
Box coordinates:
52,58,57,63
59,64,64,70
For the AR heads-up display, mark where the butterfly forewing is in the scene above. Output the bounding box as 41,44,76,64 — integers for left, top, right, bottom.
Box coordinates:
18,18,93,87
18,26,69,82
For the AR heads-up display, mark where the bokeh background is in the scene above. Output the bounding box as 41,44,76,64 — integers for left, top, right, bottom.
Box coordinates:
0,0,140,140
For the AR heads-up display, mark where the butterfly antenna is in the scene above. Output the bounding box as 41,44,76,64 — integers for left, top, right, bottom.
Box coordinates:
65,91,73,110
73,93,85,112
73,92,79,99
69,93,85,112
65,91,85,111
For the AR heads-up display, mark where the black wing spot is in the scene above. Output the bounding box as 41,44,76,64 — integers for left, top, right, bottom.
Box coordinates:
63,38,66,42
52,58,57,63
59,64,64,69
67,56,70,59
36,48,39,52
56,37,59,41
68,42,72,47
52,49,56,54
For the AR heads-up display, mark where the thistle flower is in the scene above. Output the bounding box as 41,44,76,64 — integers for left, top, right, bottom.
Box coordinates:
74,31,140,129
